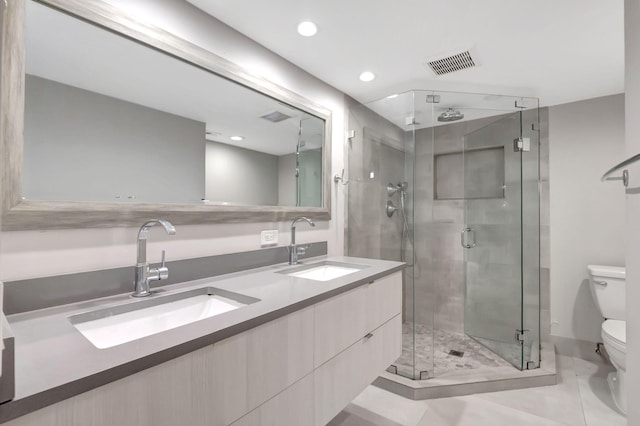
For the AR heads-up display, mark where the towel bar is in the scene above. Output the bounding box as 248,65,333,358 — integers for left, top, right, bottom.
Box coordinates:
601,153,640,187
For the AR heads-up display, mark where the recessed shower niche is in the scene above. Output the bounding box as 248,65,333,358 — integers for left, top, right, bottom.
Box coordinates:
434,146,505,200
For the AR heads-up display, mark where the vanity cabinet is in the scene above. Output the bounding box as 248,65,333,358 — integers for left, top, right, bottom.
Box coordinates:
5,271,402,426
236,270,402,426
314,315,401,426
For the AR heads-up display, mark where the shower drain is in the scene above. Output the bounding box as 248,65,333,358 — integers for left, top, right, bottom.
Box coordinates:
448,349,465,357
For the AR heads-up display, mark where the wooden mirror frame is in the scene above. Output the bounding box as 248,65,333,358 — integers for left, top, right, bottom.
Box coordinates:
0,0,332,230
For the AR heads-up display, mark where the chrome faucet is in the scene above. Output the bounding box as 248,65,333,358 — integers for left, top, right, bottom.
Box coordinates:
133,219,176,297
289,217,315,265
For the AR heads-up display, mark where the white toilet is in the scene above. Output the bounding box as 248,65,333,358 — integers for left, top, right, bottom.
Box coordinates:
587,264,626,414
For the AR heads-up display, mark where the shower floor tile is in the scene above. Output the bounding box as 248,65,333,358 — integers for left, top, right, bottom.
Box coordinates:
392,323,513,379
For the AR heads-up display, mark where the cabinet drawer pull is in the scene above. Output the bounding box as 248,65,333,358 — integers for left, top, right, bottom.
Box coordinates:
364,333,373,340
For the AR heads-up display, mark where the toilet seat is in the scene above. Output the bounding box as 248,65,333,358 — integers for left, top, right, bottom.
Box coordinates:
602,319,626,349
602,319,626,372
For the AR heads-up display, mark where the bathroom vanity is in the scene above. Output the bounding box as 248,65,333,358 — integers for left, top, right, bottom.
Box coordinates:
0,256,403,425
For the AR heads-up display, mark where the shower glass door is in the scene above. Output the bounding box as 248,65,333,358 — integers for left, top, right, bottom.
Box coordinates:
462,108,539,370
296,116,323,207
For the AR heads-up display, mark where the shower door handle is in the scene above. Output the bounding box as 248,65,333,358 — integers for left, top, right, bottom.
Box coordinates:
461,227,476,249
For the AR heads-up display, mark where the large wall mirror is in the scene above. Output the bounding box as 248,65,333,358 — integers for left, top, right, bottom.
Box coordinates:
0,0,332,230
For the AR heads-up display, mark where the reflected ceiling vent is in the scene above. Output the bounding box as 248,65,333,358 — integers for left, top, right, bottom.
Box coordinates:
261,111,292,123
425,49,478,76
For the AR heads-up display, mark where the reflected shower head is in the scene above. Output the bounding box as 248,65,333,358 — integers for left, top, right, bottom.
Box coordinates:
438,108,464,122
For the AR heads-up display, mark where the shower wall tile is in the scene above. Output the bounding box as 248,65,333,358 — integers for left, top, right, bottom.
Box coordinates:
403,270,414,323
465,197,518,226
473,224,522,266
540,181,550,227
411,256,434,326
428,223,464,262
435,294,465,333
540,268,550,311
432,200,464,224
541,307,551,342
433,152,463,199
464,148,506,199
539,107,550,182
414,275,435,327
522,181,541,225
464,113,519,152
431,259,465,333
540,225,550,269
540,268,551,341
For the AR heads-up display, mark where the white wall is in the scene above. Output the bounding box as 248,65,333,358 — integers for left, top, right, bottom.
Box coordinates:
625,0,640,422
205,141,278,206
0,0,347,281
549,94,626,342
25,75,206,204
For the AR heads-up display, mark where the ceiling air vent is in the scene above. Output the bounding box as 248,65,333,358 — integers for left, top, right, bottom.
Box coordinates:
261,111,292,123
426,50,477,76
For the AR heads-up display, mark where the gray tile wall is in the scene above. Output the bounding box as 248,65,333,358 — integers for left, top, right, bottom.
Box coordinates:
346,103,412,322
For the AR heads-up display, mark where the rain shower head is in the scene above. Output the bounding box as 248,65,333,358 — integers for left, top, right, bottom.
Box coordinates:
437,108,464,122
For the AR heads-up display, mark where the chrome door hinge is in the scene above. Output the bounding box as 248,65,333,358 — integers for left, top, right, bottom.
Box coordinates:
514,137,530,152
515,329,529,344
425,94,441,104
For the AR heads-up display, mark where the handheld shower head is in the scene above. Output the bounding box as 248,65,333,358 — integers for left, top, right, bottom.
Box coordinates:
387,182,409,197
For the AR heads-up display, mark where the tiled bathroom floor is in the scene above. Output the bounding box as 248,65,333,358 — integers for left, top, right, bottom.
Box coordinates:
392,323,513,379
328,354,625,426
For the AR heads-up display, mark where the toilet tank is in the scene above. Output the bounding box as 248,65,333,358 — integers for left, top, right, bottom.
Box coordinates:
587,265,625,320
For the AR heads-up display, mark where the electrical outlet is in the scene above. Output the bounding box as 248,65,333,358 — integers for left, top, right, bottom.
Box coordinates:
260,230,278,246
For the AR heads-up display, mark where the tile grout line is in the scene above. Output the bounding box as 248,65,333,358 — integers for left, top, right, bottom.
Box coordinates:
570,356,590,426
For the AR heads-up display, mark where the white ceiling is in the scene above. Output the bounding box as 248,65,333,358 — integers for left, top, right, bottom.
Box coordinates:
26,1,324,156
186,0,624,107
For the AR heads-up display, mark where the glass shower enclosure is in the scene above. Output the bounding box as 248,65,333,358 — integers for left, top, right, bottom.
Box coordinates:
347,90,540,380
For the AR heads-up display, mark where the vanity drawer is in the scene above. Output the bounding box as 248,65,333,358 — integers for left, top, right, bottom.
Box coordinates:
230,373,314,426
314,284,367,367
313,314,402,426
365,271,402,331
313,271,402,367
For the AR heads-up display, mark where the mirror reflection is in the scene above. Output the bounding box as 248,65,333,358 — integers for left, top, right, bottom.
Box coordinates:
23,1,324,207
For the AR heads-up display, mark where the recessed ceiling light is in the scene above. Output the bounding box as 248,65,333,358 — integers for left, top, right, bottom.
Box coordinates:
297,21,318,37
230,136,244,141
359,71,375,82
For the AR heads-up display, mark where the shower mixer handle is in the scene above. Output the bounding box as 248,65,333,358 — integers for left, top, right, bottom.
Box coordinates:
461,227,476,249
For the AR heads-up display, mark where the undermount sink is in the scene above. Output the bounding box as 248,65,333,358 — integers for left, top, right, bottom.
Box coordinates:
280,261,368,282
69,287,260,349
